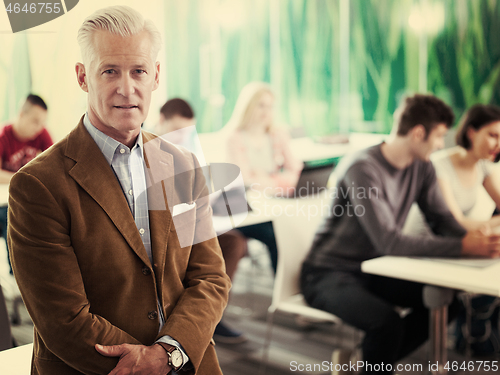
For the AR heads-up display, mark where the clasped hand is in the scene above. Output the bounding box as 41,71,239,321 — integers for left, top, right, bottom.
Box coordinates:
96,343,171,375
462,226,500,258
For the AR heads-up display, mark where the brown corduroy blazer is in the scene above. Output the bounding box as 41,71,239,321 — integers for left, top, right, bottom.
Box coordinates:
8,118,230,375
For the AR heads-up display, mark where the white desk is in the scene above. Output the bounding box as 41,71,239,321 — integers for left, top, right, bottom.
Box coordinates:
362,256,500,374
212,188,331,234
361,256,500,297
0,343,32,374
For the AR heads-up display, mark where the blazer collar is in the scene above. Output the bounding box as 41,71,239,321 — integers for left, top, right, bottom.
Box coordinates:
64,118,151,266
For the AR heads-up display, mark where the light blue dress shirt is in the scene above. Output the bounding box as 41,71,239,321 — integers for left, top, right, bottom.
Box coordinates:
83,114,189,370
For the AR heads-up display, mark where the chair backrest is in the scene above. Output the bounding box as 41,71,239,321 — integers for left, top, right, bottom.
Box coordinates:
0,287,13,351
270,198,327,310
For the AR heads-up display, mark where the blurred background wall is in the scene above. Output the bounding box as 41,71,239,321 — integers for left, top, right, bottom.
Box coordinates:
1,0,499,140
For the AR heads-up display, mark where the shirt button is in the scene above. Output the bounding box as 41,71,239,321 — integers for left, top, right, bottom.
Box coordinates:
142,266,151,275
128,189,133,196
119,148,125,154
148,311,158,320
139,228,145,235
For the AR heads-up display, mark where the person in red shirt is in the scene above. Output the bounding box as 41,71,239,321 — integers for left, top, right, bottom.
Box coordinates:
0,94,53,274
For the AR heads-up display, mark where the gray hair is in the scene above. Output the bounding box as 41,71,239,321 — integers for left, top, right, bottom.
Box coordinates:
77,6,161,68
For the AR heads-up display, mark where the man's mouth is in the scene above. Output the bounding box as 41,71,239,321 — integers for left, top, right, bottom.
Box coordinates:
114,105,138,109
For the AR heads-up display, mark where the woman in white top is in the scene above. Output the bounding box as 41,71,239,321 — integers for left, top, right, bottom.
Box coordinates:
225,82,303,197
435,104,500,231
221,83,304,276
436,104,500,356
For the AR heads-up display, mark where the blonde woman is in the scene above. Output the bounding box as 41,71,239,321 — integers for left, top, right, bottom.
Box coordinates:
222,82,304,276
225,82,303,196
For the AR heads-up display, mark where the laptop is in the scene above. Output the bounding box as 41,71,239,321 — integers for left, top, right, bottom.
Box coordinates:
287,161,335,198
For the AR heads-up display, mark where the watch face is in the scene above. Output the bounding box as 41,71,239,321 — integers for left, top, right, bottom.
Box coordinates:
171,349,183,368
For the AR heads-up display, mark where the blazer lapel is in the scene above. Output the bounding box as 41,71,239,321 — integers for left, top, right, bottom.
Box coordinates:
143,133,174,280
64,120,151,267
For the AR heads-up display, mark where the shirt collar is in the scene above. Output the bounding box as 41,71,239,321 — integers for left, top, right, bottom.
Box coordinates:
83,113,144,165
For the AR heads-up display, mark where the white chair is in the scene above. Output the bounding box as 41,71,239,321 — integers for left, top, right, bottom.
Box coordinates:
259,208,342,374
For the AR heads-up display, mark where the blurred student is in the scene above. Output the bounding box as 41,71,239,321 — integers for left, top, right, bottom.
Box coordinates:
0,94,52,274
159,98,248,343
226,81,303,196
408,104,500,355
224,82,303,273
157,98,205,164
435,104,500,230
301,94,500,374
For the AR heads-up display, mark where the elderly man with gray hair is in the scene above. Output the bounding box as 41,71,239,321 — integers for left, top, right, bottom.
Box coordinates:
8,6,230,375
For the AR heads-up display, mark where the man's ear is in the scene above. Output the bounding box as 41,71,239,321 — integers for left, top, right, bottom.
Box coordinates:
410,124,426,141
75,63,88,93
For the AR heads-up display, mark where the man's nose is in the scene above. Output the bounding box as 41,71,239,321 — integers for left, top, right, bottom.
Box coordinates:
117,74,135,96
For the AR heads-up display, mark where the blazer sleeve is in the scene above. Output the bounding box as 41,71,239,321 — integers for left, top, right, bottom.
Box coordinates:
157,153,231,374
8,171,142,375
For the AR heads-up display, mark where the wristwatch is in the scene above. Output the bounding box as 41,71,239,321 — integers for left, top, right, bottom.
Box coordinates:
156,342,183,371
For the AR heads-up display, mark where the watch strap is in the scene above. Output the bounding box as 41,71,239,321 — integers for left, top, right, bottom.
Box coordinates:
156,342,182,371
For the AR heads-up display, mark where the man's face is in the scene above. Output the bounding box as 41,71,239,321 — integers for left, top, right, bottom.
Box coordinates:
76,30,159,143
414,123,448,161
16,105,47,141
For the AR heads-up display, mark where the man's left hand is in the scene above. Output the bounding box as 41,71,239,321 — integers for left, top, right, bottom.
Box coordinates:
96,343,171,375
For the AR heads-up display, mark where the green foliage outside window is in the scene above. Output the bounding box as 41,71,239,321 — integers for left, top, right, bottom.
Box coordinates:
2,0,499,138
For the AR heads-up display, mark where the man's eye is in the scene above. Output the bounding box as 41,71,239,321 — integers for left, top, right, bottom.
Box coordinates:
135,69,146,74
103,69,115,74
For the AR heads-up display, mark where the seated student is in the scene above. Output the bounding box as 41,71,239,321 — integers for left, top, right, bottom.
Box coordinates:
407,104,500,355
301,94,500,374
157,98,206,164
0,94,53,274
225,82,303,197
224,82,303,273
435,104,500,230
158,98,249,343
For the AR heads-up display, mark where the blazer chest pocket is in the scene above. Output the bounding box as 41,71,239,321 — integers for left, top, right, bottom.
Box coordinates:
171,202,196,248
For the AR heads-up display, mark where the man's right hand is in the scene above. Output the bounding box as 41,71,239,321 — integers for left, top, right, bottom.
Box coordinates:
95,343,172,375
461,228,500,257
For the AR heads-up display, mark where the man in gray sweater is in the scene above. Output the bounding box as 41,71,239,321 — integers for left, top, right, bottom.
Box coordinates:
301,94,500,374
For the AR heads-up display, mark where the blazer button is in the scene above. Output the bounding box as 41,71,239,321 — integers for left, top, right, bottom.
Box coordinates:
148,311,158,320
142,266,151,275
